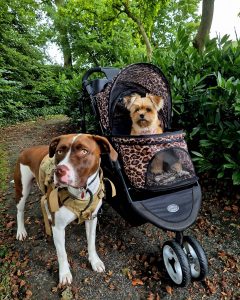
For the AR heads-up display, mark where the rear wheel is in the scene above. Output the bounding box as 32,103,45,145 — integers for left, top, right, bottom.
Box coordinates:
182,236,208,281
162,240,191,287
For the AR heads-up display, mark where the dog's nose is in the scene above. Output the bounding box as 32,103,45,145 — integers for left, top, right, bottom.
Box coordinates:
56,165,69,177
139,114,145,119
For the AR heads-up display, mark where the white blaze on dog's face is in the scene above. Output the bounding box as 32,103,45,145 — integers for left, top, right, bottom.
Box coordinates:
49,134,117,188
123,93,164,128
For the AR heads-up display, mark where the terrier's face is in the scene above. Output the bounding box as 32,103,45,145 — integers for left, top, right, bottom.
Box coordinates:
124,93,164,129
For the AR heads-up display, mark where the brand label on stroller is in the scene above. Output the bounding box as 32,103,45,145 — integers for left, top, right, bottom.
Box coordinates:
167,204,180,213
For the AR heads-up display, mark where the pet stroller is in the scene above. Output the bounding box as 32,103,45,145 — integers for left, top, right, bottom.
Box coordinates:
81,63,208,287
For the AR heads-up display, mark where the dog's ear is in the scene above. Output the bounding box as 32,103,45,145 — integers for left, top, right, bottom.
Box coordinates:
123,93,139,110
49,136,61,158
147,94,164,111
92,135,118,161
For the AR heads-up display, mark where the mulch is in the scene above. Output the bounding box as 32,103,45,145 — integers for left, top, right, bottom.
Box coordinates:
0,116,239,300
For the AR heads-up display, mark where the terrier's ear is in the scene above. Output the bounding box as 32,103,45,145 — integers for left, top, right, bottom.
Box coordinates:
147,94,164,111
123,93,139,110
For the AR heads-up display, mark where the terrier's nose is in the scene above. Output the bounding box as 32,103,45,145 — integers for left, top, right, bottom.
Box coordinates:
139,114,144,119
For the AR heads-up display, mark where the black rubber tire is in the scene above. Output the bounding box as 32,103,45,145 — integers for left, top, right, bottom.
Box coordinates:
162,240,191,287
182,236,208,281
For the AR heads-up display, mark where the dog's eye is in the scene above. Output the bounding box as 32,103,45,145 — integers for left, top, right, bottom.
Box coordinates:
56,150,63,155
146,108,152,112
79,149,89,156
135,108,140,112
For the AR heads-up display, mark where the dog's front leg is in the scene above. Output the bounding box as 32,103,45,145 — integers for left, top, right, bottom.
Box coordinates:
16,165,34,240
85,200,105,272
52,206,76,285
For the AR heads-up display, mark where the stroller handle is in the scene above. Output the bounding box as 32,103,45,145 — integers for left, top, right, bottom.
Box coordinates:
82,67,120,87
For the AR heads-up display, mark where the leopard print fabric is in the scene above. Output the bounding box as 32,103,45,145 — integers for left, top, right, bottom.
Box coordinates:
112,132,196,189
94,84,111,130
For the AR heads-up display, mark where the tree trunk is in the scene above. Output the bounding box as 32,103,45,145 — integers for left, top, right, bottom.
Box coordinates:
54,0,72,67
122,3,152,62
193,0,215,52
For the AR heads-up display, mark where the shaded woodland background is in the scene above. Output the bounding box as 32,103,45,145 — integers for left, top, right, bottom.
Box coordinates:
0,0,239,185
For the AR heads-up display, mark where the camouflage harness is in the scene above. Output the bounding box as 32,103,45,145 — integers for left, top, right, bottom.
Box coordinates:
38,155,115,236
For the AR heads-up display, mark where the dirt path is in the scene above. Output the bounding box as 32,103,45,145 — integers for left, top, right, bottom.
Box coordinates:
0,116,239,300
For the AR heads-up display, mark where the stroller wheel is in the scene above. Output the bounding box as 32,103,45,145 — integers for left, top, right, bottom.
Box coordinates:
182,236,208,281
162,240,191,287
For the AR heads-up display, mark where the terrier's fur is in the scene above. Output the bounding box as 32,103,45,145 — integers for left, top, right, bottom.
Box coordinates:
123,93,164,135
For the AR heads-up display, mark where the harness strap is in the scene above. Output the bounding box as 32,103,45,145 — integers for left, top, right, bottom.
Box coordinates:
40,195,52,236
81,188,93,214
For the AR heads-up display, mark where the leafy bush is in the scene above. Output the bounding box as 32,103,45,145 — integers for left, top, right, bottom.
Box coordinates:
153,29,240,185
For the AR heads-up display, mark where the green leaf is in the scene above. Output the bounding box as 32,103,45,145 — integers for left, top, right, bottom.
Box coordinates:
191,151,203,158
232,171,240,185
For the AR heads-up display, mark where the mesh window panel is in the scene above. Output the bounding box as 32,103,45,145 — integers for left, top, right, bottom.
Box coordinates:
146,147,197,191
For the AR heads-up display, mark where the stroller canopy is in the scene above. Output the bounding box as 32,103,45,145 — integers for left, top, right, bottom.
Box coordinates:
93,63,172,135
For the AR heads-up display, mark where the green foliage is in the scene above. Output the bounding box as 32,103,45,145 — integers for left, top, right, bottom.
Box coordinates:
153,30,240,185
0,1,72,126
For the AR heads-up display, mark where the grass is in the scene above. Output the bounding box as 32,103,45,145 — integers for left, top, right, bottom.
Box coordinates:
0,145,9,192
0,250,12,300
0,145,12,299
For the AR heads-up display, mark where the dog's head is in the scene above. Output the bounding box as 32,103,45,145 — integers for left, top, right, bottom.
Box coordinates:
48,134,118,188
123,93,164,129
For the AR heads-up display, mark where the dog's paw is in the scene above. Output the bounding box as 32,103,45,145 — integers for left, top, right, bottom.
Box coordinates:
59,271,73,285
154,174,163,182
89,255,105,273
16,228,27,240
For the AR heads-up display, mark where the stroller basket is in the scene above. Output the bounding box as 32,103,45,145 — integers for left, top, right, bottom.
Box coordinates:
111,131,198,191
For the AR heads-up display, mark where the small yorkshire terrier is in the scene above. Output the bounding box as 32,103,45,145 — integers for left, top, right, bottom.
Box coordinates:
123,93,164,135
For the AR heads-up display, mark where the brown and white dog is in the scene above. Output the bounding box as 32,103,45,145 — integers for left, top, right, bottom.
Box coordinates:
123,93,164,135
14,134,118,285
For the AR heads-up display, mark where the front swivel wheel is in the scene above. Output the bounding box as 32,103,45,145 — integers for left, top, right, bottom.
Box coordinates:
182,236,208,281
162,240,191,287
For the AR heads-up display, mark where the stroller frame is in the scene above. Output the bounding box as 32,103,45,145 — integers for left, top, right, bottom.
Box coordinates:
81,63,208,287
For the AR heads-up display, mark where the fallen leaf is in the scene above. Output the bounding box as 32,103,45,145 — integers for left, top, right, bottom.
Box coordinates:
132,278,144,286
108,283,116,290
6,221,15,229
147,292,154,300
20,280,26,287
166,285,173,295
52,287,58,293
205,279,217,294
25,290,33,298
